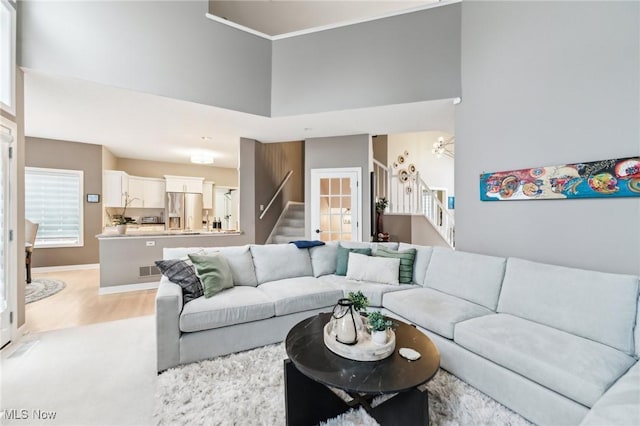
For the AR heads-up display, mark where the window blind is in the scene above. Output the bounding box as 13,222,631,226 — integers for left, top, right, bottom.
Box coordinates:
25,167,83,247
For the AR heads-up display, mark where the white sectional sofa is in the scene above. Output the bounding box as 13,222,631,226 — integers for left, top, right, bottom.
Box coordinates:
155,242,640,426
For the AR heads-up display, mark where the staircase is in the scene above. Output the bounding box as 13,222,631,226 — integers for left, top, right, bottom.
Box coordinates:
268,202,306,244
373,160,455,248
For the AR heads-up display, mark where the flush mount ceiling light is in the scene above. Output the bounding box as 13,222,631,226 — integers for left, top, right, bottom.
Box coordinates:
431,136,455,159
190,154,214,164
201,136,212,141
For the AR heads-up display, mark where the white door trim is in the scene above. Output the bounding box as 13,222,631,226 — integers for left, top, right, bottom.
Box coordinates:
0,116,17,348
310,167,362,242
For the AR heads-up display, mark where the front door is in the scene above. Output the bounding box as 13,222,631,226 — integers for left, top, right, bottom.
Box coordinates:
310,168,361,242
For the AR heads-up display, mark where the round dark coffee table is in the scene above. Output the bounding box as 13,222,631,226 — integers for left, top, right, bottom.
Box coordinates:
284,312,440,425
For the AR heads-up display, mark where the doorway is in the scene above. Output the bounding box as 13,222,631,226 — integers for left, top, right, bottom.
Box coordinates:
310,168,361,242
0,118,16,347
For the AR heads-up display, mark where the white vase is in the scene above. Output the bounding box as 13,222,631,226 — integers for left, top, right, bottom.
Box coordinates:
371,330,388,345
116,224,127,235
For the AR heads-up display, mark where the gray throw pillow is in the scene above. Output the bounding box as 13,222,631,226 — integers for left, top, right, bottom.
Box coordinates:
155,259,203,303
188,253,234,298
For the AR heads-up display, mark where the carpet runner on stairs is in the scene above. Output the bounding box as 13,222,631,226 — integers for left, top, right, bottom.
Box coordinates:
269,203,305,244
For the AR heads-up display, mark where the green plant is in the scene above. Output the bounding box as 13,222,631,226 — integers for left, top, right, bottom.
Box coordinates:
368,311,392,332
375,197,389,213
348,291,369,312
111,193,139,225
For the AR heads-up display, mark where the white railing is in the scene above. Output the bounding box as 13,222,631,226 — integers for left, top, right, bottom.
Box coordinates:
373,160,455,248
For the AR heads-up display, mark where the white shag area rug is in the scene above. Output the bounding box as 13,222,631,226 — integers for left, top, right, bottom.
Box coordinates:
155,344,533,426
25,278,66,304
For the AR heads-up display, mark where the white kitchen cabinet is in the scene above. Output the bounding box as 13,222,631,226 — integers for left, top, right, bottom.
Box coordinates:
202,181,215,210
103,170,129,207
164,175,204,193
128,176,165,208
143,178,165,208
127,177,145,207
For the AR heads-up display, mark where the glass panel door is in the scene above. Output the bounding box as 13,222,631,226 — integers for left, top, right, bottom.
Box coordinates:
311,168,361,242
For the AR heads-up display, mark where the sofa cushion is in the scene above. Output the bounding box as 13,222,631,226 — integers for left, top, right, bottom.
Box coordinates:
188,253,234,298
398,243,433,285
580,361,640,426
455,314,636,407
375,245,417,284
424,248,506,310
250,244,313,284
257,277,343,316
346,253,400,285
497,257,639,355
163,245,258,287
340,241,399,253
155,259,203,303
309,242,339,277
335,247,372,276
179,286,275,332
318,275,419,307
383,287,493,339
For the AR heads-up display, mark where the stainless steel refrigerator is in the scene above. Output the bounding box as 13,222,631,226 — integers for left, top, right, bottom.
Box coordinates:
165,192,203,231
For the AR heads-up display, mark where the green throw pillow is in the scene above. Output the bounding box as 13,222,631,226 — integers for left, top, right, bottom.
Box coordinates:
375,246,417,284
335,246,372,276
188,253,234,298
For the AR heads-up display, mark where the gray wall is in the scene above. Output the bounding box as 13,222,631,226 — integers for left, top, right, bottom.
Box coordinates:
18,0,271,116
305,134,372,241
25,138,103,267
456,1,640,275
271,4,461,116
254,141,304,244
99,234,251,287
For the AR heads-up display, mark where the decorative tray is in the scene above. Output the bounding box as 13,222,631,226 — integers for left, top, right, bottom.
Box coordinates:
323,321,395,361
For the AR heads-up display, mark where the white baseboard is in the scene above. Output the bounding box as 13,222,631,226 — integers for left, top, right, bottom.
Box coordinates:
33,263,100,273
98,281,159,295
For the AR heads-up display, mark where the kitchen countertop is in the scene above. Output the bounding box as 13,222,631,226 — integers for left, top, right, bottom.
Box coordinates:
96,230,242,239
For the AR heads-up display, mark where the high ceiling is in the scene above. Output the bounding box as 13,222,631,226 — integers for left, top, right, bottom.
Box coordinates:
24,1,455,169
209,1,435,37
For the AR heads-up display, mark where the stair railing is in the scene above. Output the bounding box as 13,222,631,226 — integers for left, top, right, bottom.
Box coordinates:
259,170,293,220
372,161,455,247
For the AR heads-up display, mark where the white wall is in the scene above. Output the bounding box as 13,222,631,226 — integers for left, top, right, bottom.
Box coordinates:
456,1,639,275
387,131,455,197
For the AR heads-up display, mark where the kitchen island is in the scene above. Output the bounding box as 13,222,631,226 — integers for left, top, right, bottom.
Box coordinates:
96,230,249,293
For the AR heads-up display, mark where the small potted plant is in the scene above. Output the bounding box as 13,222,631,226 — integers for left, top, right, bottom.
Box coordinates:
348,291,369,332
111,193,139,234
348,291,369,313
368,311,393,345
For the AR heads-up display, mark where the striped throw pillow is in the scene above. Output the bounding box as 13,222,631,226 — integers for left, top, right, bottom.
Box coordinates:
374,246,417,284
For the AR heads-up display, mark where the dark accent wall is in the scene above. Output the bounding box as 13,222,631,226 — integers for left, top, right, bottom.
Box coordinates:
456,1,640,274
254,141,304,244
25,138,103,267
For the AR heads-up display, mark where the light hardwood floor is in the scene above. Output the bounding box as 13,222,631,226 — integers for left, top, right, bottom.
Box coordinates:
26,268,156,333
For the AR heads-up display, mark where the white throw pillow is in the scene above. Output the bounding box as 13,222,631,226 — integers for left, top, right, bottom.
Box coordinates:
346,252,400,285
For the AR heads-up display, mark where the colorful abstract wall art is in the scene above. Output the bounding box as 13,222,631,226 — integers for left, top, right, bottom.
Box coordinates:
480,157,640,201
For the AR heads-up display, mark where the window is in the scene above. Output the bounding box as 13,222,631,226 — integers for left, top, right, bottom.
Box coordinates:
0,0,16,115
25,167,84,248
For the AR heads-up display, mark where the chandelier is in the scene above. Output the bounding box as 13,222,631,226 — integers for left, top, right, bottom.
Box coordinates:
431,136,455,159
